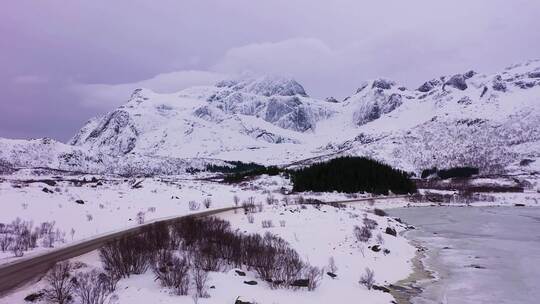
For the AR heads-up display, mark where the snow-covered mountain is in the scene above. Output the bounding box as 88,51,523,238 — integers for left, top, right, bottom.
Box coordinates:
1,61,539,175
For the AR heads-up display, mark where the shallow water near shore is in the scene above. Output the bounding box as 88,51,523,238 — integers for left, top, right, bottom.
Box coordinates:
388,206,540,304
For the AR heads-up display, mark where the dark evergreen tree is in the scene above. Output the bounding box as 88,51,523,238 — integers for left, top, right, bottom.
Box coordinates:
291,157,416,194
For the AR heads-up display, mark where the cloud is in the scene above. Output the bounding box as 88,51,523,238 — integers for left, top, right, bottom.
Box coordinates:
70,70,226,109
214,38,341,76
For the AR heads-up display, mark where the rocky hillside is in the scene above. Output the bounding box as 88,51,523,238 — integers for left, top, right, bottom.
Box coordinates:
1,61,539,175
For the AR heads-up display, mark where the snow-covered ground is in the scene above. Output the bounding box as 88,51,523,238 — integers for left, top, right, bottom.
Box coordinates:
1,179,418,304
1,171,540,304
388,206,540,304
0,172,384,264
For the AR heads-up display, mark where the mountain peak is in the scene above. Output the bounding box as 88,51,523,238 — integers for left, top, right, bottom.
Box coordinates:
216,76,308,97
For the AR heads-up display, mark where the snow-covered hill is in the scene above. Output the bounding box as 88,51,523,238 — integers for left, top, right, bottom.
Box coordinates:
1,61,539,175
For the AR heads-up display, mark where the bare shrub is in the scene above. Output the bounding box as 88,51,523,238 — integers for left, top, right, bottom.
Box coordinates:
44,262,74,304
152,251,190,295
100,270,120,292
354,225,372,243
147,206,156,213
142,222,171,252
189,201,200,211
266,195,276,205
42,230,56,248
39,221,56,238
303,265,323,291
136,212,145,225
261,220,273,228
359,268,375,290
242,201,256,214
253,233,304,288
203,198,212,209
282,196,290,206
296,196,305,205
247,214,255,224
192,265,209,298
73,270,114,304
10,238,24,257
328,256,338,274
256,202,264,213
279,220,286,227
363,217,378,230
0,234,12,252
99,236,151,278
86,214,93,222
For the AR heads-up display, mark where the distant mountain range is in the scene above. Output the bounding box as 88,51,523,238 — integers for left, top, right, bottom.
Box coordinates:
1,60,539,176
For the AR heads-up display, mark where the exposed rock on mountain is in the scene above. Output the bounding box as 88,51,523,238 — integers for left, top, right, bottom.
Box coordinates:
1,60,540,175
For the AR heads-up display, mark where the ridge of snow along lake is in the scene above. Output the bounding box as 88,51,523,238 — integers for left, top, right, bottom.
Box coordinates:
389,206,540,304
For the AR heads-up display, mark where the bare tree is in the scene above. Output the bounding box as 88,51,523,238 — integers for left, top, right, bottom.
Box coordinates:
136,212,145,225
247,214,255,224
359,268,375,290
44,262,74,304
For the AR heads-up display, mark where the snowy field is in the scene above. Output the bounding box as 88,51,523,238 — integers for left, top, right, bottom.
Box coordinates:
389,206,540,304
1,171,539,304
0,171,391,264
1,189,417,304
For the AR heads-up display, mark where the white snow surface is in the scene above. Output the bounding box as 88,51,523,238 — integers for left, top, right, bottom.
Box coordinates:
0,176,417,304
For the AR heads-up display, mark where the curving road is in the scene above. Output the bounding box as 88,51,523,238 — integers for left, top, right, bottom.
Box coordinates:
0,195,409,296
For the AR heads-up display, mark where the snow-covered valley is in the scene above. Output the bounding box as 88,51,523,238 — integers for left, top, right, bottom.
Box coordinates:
1,168,539,304
0,60,539,304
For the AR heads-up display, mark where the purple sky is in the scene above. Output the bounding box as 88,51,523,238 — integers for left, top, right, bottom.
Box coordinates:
2,0,539,141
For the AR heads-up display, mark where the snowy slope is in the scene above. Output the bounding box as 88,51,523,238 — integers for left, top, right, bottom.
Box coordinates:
0,137,229,176
1,61,540,175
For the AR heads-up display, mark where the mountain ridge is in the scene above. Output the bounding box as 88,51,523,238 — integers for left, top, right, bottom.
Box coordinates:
1,60,539,175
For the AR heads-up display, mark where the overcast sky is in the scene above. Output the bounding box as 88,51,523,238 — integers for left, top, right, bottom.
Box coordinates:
2,0,539,141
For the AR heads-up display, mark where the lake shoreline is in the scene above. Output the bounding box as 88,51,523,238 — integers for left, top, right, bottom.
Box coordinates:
388,232,435,304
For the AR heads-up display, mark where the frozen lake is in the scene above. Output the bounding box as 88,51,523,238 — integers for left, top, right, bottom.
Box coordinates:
388,206,540,304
